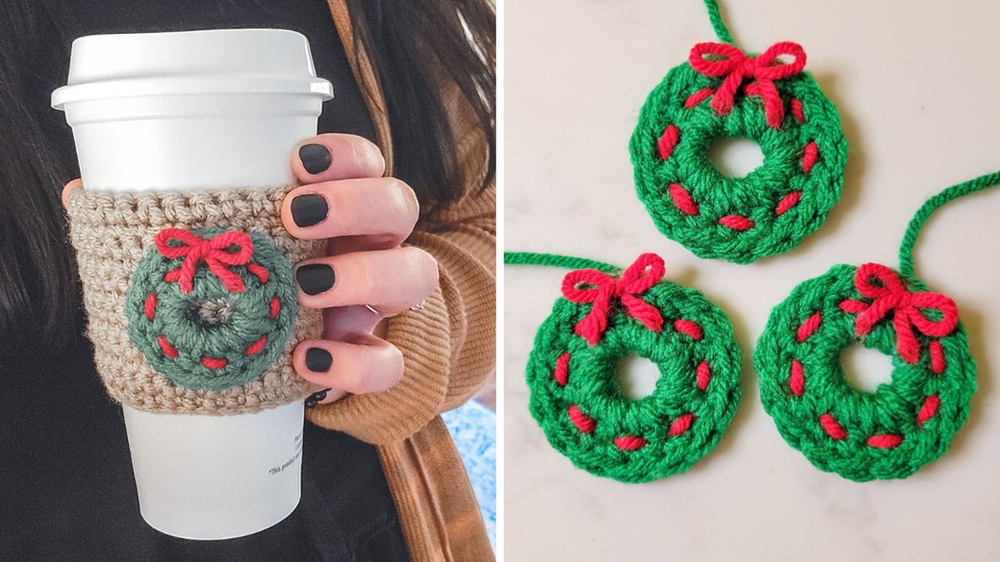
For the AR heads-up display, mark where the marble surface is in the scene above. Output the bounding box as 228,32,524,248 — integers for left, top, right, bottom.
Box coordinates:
503,1,1000,560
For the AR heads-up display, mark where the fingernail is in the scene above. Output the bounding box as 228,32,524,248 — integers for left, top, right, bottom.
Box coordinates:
290,194,329,227
296,264,335,295
306,348,333,372
305,387,331,408
299,144,332,175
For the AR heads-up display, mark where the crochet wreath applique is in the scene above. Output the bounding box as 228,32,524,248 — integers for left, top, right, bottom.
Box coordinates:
511,252,742,483
629,8,848,263
125,227,297,392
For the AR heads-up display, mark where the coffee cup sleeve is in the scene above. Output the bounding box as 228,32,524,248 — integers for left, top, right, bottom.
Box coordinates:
66,185,323,415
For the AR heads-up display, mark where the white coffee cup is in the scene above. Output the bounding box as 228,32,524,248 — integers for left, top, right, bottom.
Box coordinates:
51,28,334,540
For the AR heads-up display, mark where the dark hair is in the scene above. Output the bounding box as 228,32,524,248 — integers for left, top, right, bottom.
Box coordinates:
346,0,496,209
0,0,496,365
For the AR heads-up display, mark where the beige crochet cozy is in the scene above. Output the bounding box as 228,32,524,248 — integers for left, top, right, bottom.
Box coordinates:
66,186,323,415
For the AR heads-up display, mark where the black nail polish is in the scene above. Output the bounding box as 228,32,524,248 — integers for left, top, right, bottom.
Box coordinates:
290,194,329,228
296,264,335,295
306,347,333,372
299,144,332,175
305,388,330,408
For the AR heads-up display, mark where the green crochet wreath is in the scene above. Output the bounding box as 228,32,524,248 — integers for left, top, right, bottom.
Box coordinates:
519,253,742,483
756,263,975,481
125,226,297,392
630,41,848,264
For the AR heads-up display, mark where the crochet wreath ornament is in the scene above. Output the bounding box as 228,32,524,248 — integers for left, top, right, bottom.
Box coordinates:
506,252,741,483
630,1,848,263
756,171,1000,481
125,227,297,392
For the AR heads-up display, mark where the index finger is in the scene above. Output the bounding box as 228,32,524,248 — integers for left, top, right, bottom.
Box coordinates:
292,133,385,183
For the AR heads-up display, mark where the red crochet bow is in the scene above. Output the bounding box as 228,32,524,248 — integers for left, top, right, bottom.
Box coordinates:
155,228,255,294
688,41,807,128
561,253,665,346
846,263,959,365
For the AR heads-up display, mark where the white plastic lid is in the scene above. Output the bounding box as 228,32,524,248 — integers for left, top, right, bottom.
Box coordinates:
52,28,334,110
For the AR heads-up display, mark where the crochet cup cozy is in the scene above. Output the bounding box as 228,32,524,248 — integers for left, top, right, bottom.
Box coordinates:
66,186,324,415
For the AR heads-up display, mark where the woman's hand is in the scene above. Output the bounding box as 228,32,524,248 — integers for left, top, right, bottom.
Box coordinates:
282,134,437,406
61,133,437,408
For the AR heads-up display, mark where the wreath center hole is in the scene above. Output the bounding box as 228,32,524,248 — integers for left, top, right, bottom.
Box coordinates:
615,354,660,400
841,346,894,393
708,137,764,178
189,297,235,327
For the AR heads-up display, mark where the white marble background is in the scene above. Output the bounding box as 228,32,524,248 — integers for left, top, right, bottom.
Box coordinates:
503,1,1000,560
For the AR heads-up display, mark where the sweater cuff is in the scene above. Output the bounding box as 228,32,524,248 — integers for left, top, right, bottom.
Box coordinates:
305,286,451,444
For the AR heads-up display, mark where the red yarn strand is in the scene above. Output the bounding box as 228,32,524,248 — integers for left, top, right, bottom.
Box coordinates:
819,413,847,440
567,405,596,434
613,436,648,451
669,183,700,216
796,312,822,343
775,191,802,216
789,360,805,397
143,293,157,321
674,319,703,340
554,353,570,387
801,141,819,173
669,413,695,437
696,360,711,391
658,124,680,160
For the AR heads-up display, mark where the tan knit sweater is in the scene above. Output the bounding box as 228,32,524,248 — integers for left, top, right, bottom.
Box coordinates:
307,3,496,560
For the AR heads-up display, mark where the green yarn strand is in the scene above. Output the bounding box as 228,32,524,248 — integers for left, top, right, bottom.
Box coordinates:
898,170,1000,278
702,0,735,44
503,251,619,275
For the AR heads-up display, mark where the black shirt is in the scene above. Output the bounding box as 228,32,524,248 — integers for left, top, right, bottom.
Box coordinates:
0,1,409,560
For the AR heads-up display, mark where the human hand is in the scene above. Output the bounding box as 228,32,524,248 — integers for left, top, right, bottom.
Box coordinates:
282,134,437,406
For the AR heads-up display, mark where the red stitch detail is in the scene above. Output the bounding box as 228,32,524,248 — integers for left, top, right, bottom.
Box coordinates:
669,183,700,216
245,335,268,356
929,341,946,374
269,297,281,320
554,353,570,387
562,254,666,345
775,191,802,216
801,141,819,174
867,434,903,449
674,319,703,341
658,124,680,160
155,229,255,294
164,269,181,283
839,299,868,314
202,357,228,369
917,394,940,427
696,361,711,391
567,405,596,434
790,99,804,123
157,335,178,359
819,413,847,440
246,263,269,283
684,88,715,109
144,293,157,321
614,436,648,451
669,413,695,436
718,215,755,231
789,360,805,397
796,312,822,343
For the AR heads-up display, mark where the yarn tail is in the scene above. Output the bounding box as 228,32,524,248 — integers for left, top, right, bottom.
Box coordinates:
703,0,735,45
503,252,619,274
898,171,1000,277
